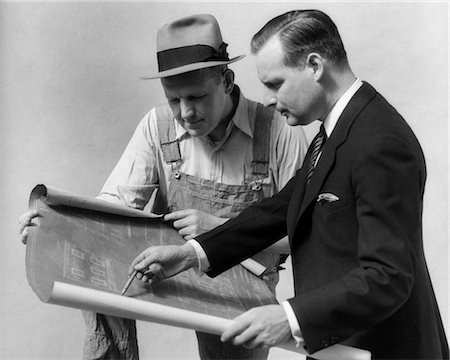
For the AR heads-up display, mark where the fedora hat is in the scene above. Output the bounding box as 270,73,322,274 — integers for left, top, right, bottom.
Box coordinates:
143,14,245,79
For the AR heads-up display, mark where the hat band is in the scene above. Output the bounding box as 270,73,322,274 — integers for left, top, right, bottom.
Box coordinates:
157,42,230,72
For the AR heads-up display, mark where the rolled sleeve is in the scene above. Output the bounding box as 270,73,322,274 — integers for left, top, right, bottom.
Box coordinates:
100,110,160,210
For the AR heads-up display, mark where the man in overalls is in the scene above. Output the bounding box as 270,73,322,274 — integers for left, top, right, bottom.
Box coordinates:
19,14,307,360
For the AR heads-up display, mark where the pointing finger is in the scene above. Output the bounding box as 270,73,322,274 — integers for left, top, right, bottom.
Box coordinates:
129,250,153,275
132,249,163,273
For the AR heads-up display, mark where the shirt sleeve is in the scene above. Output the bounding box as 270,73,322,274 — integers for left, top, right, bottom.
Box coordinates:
187,239,211,273
282,301,305,347
269,111,308,191
100,109,160,210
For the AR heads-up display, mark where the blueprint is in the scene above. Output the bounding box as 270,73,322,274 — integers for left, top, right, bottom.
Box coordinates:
26,185,277,320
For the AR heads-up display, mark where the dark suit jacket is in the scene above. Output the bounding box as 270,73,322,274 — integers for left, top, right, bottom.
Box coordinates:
197,82,449,359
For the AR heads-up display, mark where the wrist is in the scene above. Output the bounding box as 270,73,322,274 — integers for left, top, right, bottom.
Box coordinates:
181,242,199,269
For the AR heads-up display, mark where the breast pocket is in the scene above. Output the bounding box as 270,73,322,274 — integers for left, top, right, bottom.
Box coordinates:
314,198,350,217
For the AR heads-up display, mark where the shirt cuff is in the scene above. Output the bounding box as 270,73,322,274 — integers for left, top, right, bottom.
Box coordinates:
187,239,211,273
282,301,305,348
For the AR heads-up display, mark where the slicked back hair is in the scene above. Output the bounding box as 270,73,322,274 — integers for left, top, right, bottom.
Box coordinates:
251,10,348,69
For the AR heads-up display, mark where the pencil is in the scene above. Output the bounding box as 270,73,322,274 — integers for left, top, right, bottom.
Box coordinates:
121,270,138,296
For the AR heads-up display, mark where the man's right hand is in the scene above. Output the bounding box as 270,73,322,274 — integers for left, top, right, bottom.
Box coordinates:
129,242,198,283
18,210,38,244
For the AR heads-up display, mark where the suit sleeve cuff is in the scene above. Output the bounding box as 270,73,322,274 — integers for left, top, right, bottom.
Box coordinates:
187,239,211,274
282,301,305,347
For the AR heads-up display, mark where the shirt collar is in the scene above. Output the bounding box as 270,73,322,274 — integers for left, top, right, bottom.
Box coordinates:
173,85,253,141
230,87,253,138
174,116,189,140
323,78,363,137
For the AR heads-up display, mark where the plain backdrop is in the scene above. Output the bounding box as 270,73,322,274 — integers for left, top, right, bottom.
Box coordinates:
0,1,448,359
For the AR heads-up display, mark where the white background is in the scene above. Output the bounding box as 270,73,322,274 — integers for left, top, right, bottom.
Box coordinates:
0,1,448,359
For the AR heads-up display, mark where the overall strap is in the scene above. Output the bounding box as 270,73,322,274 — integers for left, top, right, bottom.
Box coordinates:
155,105,181,164
251,104,274,176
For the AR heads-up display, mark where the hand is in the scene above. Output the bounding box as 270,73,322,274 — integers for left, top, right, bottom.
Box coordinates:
221,305,292,350
129,242,198,283
18,210,38,244
164,209,228,240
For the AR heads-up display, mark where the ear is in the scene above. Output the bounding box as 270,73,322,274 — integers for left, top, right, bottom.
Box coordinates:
305,53,324,81
223,69,235,94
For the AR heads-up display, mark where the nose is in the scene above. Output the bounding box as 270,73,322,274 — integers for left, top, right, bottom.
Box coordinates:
263,89,277,108
180,99,194,120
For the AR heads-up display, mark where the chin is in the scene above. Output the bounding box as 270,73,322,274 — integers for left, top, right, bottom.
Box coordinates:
186,128,207,138
287,113,316,126
286,116,304,126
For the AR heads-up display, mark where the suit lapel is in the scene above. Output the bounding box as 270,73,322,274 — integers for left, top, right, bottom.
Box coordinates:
286,146,311,229
293,82,378,229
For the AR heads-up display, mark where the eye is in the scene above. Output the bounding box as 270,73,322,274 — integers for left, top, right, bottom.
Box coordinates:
189,94,206,101
168,98,180,104
266,82,281,91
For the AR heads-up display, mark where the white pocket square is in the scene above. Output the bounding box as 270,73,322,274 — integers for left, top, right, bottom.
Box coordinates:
317,193,339,204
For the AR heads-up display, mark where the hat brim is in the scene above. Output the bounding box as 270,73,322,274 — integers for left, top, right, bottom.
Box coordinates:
141,54,245,80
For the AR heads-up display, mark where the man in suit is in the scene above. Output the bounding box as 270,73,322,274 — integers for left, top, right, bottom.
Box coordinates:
129,9,449,359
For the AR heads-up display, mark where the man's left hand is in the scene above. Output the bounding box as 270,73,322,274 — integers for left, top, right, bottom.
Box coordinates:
221,305,292,349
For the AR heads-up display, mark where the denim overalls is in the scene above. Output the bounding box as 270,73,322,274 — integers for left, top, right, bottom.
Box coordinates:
154,103,282,360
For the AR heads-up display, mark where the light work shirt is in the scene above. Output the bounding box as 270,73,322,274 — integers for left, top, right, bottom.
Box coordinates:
100,89,308,211
190,78,364,347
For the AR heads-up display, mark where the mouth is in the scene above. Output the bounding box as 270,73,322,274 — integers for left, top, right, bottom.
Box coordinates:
184,118,202,125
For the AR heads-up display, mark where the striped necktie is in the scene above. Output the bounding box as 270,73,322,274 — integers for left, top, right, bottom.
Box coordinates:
306,124,326,184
